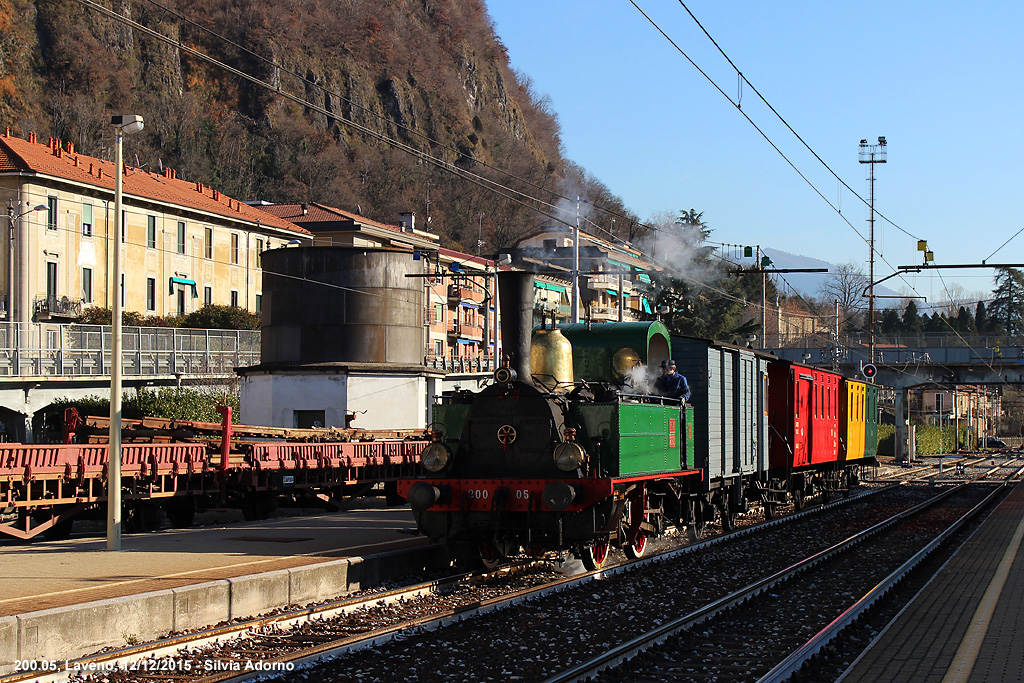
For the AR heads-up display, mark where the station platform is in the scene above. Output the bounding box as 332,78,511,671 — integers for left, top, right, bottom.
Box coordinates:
840,480,1024,682
0,507,440,674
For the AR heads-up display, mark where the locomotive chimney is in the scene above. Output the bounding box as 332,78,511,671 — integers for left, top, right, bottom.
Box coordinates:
497,270,535,385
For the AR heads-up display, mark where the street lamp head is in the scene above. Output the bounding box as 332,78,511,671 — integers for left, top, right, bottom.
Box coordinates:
111,114,144,135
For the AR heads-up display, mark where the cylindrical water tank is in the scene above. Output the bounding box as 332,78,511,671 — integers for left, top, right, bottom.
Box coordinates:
260,246,424,364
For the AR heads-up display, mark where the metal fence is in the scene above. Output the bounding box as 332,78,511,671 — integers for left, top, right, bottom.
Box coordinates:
424,354,494,373
0,323,260,377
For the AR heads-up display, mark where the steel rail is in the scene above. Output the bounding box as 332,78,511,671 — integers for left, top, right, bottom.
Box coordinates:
0,563,538,683
201,485,894,682
541,482,977,683
759,468,1024,683
1,486,889,683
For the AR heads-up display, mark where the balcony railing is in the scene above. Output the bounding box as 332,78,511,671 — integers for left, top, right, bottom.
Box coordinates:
33,295,82,319
587,275,634,292
424,354,495,373
0,322,259,377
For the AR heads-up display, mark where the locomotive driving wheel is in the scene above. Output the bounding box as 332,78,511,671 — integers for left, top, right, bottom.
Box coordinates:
580,538,609,571
622,489,650,560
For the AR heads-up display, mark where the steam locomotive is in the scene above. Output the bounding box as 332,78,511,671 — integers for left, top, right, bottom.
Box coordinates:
397,273,879,569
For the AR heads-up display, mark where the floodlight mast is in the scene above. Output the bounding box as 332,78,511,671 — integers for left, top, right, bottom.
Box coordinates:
859,137,886,364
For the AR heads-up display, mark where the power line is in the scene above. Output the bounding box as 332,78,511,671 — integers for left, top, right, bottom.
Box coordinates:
673,0,919,242
628,1,927,298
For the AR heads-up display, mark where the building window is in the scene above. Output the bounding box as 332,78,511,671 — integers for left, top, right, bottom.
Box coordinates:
147,215,156,249
46,262,57,300
434,303,444,322
177,288,185,314
434,340,443,356
82,268,92,303
231,233,239,264
255,294,262,312
46,196,57,230
543,238,556,250
204,227,213,259
256,238,264,267
146,278,156,311
177,221,186,254
82,203,93,237
204,286,212,305
230,290,238,307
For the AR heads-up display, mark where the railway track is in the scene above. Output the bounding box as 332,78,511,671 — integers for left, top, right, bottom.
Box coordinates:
4,485,896,683
550,471,1024,682
872,453,1021,485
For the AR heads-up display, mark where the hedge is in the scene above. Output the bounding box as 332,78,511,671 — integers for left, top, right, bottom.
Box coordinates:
875,423,975,457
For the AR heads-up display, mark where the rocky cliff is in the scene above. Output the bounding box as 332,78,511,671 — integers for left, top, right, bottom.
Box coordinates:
0,0,637,248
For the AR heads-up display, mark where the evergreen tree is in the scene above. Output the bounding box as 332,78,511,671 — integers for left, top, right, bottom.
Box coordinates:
990,268,1024,336
975,301,992,334
924,312,947,332
901,300,923,334
652,210,758,341
954,306,975,333
879,308,901,334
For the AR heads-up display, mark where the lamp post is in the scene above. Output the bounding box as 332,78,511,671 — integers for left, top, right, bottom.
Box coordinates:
108,114,144,551
6,202,46,321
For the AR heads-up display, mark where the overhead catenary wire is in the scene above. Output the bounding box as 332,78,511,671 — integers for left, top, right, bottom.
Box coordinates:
70,0,1011,354
134,0,672,244
673,0,918,242
80,0,800,311
628,1,926,298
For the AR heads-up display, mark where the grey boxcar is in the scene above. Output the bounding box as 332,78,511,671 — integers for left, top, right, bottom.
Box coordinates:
670,336,770,530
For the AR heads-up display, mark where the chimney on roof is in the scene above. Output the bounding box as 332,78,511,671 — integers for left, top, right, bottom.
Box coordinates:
3,127,8,137
212,189,220,201
398,212,415,233
301,203,309,215
66,142,74,154
28,132,36,144
196,182,203,193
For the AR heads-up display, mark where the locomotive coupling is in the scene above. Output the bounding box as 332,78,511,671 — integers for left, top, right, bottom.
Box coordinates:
407,482,442,509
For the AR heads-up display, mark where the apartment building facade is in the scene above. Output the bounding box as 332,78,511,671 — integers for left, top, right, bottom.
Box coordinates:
0,130,309,323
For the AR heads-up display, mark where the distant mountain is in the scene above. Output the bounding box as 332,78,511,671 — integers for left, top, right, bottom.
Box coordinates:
748,248,901,303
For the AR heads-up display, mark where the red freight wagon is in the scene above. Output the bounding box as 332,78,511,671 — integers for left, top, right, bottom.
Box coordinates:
768,361,840,470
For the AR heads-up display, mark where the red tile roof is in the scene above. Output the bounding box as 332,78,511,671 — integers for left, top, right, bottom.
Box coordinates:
0,131,309,235
257,202,406,235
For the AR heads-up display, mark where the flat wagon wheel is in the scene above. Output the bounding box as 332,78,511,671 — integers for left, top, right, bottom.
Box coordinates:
580,538,610,571
717,497,736,532
687,499,706,542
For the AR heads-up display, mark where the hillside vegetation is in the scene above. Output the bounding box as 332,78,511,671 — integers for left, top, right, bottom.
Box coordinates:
0,0,640,249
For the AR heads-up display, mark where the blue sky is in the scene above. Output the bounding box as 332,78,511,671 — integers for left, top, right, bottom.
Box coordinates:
485,1,1024,306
